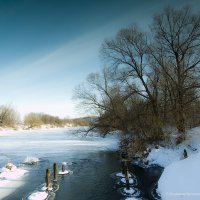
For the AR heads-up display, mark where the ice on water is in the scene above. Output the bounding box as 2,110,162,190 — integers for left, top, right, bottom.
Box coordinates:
27,191,48,200
0,127,119,199
23,156,40,164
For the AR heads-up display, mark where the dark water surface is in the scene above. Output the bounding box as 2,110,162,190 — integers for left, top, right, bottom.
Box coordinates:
4,152,163,200
0,129,163,200
130,164,163,200
4,152,121,200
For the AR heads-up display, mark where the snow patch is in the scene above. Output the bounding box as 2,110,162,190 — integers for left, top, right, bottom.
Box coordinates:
121,177,135,184
116,172,133,178
124,188,135,194
59,170,69,175
147,147,182,167
0,163,27,180
146,127,200,167
118,187,140,197
153,127,200,200
41,185,53,191
158,153,200,200
0,163,28,199
23,156,40,165
27,191,48,200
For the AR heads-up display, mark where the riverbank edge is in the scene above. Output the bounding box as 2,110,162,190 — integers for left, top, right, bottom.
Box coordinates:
0,125,80,135
141,126,200,200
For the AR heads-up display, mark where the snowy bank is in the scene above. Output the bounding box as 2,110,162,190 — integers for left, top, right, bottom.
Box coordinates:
145,127,200,200
147,127,200,167
158,153,200,200
147,147,183,167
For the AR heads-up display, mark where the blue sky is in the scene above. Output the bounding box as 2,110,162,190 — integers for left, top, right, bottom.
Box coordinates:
0,0,199,118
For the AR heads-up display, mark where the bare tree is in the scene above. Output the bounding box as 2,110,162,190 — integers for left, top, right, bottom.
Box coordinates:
151,6,200,142
0,105,20,127
24,113,42,129
101,25,164,140
75,6,200,149
74,67,134,135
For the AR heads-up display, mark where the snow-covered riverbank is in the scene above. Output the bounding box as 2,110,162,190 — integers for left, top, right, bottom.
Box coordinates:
0,125,74,135
146,127,200,200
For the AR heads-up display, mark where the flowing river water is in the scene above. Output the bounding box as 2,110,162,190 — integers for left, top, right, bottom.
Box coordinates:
0,128,163,200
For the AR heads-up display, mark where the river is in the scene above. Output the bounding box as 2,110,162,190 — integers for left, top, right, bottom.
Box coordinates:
0,128,162,200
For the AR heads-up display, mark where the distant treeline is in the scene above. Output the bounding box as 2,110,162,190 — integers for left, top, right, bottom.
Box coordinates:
24,113,91,129
0,105,90,129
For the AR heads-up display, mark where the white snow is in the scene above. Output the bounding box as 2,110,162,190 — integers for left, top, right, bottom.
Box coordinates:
58,170,69,175
124,188,135,194
121,177,135,184
0,163,28,199
147,147,182,167
27,191,48,200
23,156,40,164
147,127,200,167
116,172,132,178
41,185,53,191
0,128,119,155
147,127,200,200
0,163,27,180
158,153,200,200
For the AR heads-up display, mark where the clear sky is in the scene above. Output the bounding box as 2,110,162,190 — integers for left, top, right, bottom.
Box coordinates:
0,0,199,118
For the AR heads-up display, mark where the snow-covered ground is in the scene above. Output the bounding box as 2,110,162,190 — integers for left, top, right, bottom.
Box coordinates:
158,153,200,200
0,163,28,199
0,125,72,135
146,127,200,200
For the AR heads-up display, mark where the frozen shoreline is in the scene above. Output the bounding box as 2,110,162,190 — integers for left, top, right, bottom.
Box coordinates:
0,125,83,137
145,127,200,200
